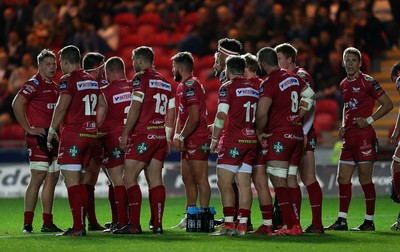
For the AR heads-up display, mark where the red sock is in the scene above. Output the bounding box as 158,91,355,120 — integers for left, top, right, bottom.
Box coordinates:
67,185,84,230
149,189,153,225
361,183,376,216
232,182,239,220
114,185,128,227
274,187,295,228
238,208,251,218
24,211,34,225
223,206,235,219
127,185,142,226
149,185,166,228
306,181,323,228
42,213,53,227
108,185,118,223
80,184,88,226
338,183,352,214
260,205,273,220
289,187,302,221
85,184,98,224
394,172,400,200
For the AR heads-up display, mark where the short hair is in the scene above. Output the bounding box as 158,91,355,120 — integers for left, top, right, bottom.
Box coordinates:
226,55,245,75
59,45,81,64
343,47,361,62
218,38,242,55
171,51,194,72
274,43,297,62
132,46,154,64
105,56,125,72
257,47,278,67
391,62,400,78
37,49,56,65
242,53,258,72
83,52,105,71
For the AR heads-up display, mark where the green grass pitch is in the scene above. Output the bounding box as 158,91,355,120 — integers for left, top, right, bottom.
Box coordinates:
0,196,399,252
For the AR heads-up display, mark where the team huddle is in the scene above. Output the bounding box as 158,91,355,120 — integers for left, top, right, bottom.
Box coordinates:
12,37,400,237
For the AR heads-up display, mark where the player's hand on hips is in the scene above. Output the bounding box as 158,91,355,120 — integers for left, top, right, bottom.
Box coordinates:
352,117,368,129
28,126,46,136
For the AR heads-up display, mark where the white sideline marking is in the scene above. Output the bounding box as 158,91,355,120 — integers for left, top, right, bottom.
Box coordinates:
0,233,56,239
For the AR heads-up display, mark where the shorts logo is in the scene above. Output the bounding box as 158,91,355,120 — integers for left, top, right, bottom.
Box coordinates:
229,147,240,159
68,145,79,158
200,143,210,154
309,138,316,149
136,142,148,155
112,147,122,159
362,149,372,157
273,141,284,154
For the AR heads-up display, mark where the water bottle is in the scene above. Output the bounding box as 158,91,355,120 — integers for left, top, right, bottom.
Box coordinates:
197,207,203,232
200,207,216,232
209,207,216,232
186,206,198,232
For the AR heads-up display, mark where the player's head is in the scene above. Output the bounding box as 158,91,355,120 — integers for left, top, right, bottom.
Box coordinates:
214,38,242,77
105,56,126,83
132,46,154,72
225,55,245,80
256,47,278,74
274,43,297,70
391,62,400,82
171,51,194,82
37,49,57,80
83,52,105,80
242,53,258,77
58,45,81,74
342,47,362,78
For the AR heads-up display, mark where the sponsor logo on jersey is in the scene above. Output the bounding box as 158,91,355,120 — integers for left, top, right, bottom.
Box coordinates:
77,80,98,90
241,128,256,137
150,119,165,125
149,79,171,91
219,87,227,98
24,84,36,94
113,92,131,104
228,147,240,158
236,88,259,98
60,80,68,90
29,77,39,85
272,141,284,154
284,134,303,140
68,145,79,158
364,75,374,81
187,149,196,154
47,103,56,110
185,88,195,98
279,77,299,91
132,78,140,87
296,70,306,78
112,147,122,159
136,142,148,154
101,79,109,86
345,98,358,110
372,81,382,92
309,137,316,149
259,83,265,94
147,134,166,140
362,149,372,157
352,87,360,93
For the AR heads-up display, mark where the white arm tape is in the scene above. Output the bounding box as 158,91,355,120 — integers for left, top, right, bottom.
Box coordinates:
288,165,298,176
366,116,374,125
214,117,225,128
48,127,56,135
300,86,314,98
217,103,230,115
132,91,144,102
165,126,173,142
300,97,313,111
168,97,175,109
267,166,288,178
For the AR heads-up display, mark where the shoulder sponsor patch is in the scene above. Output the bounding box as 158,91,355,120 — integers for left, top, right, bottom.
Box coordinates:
364,75,374,81
279,77,300,91
149,79,171,91
59,79,68,91
101,79,109,86
372,81,382,92
185,87,195,98
29,77,39,85
219,87,227,98
24,84,36,94
259,83,265,94
185,79,195,86
296,70,306,78
236,87,259,98
396,77,400,91
77,80,98,90
113,92,132,104
132,78,140,87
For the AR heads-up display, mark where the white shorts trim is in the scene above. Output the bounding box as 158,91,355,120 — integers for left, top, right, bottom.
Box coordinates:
60,164,83,172
393,155,400,163
30,161,49,172
217,163,252,174
339,160,356,166
49,160,60,173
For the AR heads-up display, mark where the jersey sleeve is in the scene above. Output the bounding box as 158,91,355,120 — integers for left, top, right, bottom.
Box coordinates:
185,81,201,106
59,76,73,95
365,75,385,99
18,80,38,102
218,83,230,105
261,79,274,99
132,73,146,93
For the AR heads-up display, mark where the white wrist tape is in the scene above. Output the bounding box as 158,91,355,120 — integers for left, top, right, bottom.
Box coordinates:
177,134,184,141
132,91,144,102
168,97,175,109
48,127,56,135
214,117,225,128
366,116,374,125
165,126,173,142
300,97,313,111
